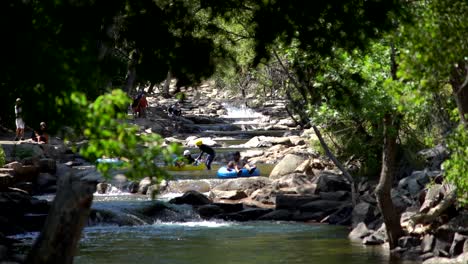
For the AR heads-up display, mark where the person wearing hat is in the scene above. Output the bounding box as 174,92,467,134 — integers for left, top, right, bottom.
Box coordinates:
195,139,216,170
14,98,25,141
174,149,195,168
31,122,49,144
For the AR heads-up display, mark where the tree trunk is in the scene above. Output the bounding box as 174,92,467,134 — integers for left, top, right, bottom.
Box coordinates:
450,62,468,126
146,82,156,94
162,71,171,98
312,125,357,206
123,50,139,95
26,170,99,264
375,114,404,249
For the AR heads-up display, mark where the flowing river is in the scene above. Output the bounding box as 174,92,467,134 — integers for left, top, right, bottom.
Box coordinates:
17,104,418,263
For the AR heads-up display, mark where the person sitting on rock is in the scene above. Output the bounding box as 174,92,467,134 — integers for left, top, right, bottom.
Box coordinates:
195,139,215,170
174,150,196,167
167,102,182,117
227,151,256,176
31,121,49,144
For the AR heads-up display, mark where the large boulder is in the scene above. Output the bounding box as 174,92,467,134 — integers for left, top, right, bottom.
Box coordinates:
422,252,468,264
13,143,44,160
349,222,373,240
398,169,441,197
272,173,316,194
169,190,211,206
276,194,320,210
314,171,351,193
163,180,212,194
213,177,271,196
269,154,308,179
137,177,152,194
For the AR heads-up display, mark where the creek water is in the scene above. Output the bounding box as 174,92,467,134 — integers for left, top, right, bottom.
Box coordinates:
75,218,400,264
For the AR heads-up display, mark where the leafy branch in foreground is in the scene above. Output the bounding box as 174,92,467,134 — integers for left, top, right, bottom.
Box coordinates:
70,89,180,186
443,123,468,205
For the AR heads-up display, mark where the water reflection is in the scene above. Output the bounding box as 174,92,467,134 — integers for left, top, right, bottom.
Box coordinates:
75,221,418,264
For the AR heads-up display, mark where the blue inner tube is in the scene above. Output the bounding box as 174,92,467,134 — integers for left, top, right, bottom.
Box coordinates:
217,166,260,179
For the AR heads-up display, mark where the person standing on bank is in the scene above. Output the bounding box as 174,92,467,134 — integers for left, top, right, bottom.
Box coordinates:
14,98,25,141
195,139,216,170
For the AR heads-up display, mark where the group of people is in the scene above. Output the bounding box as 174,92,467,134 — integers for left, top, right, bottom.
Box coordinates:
176,139,256,175
14,98,48,144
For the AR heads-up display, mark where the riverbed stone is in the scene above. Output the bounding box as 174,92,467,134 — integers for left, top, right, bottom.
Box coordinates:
35,173,56,193
299,200,344,213
213,177,271,196
351,201,377,228
398,236,421,248
257,209,291,220
164,180,212,194
169,190,211,206
137,177,152,194
349,222,372,240
269,154,307,179
324,205,353,225
38,158,56,174
275,194,320,210
449,233,468,257
314,171,351,193
211,190,247,200
422,252,468,264
249,188,277,205
198,204,223,219
422,234,435,253
319,191,350,201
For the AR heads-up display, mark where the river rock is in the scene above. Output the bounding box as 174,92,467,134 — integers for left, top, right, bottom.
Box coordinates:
314,171,351,193
319,191,350,201
137,177,152,194
169,190,211,206
211,190,247,200
323,204,353,225
257,209,292,220
450,233,468,257
299,200,344,214
249,188,277,205
275,194,320,210
96,183,110,194
14,143,44,160
198,204,223,219
221,208,273,221
351,201,378,228
35,173,57,193
0,173,14,190
213,177,271,196
38,158,57,174
422,234,435,253
422,252,468,264
269,154,307,179
349,222,373,240
164,180,212,194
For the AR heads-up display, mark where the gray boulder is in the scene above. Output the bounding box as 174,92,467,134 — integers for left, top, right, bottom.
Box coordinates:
269,154,307,179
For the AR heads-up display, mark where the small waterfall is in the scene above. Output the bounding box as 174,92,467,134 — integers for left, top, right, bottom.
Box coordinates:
221,103,269,129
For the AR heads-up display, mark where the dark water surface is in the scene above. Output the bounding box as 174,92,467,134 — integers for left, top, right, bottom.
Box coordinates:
75,221,418,264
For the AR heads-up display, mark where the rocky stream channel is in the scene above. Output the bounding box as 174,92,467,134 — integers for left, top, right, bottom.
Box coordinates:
0,86,467,263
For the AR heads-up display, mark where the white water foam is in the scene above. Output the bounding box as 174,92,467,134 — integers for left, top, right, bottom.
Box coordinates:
152,219,234,228
222,103,264,118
